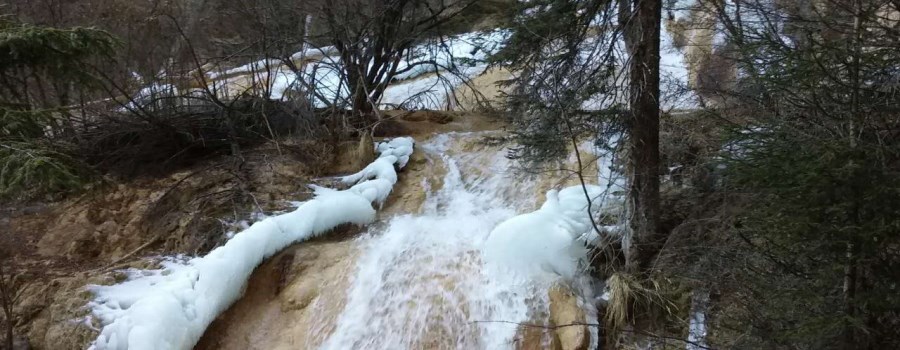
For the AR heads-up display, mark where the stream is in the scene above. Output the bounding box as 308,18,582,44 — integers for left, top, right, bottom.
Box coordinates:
196,131,603,350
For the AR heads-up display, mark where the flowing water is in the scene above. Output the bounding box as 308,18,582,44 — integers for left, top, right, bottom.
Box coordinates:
197,131,602,350
312,132,599,350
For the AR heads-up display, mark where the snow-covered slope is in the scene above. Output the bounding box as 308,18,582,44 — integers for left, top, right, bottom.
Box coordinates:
87,137,414,350
202,31,506,110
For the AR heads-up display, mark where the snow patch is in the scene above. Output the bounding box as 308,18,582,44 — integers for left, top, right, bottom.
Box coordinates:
87,137,415,350
687,290,710,350
340,136,415,206
483,185,606,280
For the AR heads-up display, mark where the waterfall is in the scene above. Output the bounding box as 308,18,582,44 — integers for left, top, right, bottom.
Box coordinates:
316,132,599,350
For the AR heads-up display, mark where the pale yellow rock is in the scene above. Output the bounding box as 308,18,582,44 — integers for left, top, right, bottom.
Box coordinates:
356,132,376,170
549,284,589,350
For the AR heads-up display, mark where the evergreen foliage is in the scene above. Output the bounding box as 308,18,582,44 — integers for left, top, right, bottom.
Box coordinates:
498,0,900,347
490,0,627,169
665,0,900,347
0,19,117,199
0,140,90,198
718,127,900,348
0,20,117,74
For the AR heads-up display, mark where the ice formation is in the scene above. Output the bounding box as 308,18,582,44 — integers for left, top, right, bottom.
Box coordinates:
483,184,606,280
87,137,414,350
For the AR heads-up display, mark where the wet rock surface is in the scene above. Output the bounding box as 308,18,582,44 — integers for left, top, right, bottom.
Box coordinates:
194,238,359,350
549,284,590,350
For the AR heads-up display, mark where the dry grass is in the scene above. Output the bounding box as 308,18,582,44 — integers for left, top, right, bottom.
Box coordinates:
605,273,683,335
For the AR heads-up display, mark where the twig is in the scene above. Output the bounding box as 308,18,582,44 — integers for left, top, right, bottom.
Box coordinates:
100,235,162,272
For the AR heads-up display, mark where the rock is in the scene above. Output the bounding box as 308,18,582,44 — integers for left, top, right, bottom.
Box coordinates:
549,284,589,350
356,132,376,170
66,238,101,260
95,220,119,236
195,241,358,350
12,334,31,350
425,111,454,124
400,111,427,122
373,119,411,137
398,110,455,124
516,323,549,350
330,133,377,175
408,149,428,166
280,278,320,311
22,276,104,350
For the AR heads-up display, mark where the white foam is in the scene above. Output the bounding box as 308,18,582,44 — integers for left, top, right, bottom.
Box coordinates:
319,133,601,350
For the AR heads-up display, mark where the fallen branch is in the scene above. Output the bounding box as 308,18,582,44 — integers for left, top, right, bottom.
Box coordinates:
100,235,162,272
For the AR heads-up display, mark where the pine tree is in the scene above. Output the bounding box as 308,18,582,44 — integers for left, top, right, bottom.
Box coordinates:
660,0,900,347
0,18,117,199
494,0,663,272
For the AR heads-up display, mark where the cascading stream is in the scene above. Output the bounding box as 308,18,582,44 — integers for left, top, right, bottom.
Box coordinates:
316,132,598,350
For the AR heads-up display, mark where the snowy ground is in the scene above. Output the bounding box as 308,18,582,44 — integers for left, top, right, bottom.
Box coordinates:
195,31,507,111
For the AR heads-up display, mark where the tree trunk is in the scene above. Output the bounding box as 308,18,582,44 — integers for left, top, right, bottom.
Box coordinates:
352,85,374,116
0,264,14,350
843,238,860,348
168,0,209,62
843,2,862,347
618,0,634,52
624,0,662,274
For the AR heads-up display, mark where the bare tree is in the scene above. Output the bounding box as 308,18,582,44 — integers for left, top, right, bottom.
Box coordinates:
313,0,477,118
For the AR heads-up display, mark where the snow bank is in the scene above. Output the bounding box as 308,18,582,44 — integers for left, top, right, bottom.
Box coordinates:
290,46,340,61
380,64,489,109
483,185,606,280
380,31,505,109
87,137,415,350
390,30,506,82
207,46,344,80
